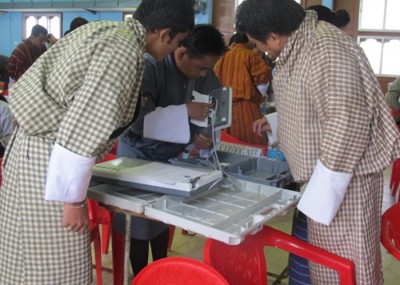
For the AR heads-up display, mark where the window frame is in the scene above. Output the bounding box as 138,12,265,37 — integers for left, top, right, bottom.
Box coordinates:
22,12,63,40
357,0,400,76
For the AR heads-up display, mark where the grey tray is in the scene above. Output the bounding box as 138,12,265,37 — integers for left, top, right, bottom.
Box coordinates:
225,157,292,188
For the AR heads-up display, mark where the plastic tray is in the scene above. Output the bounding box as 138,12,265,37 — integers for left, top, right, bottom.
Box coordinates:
225,157,292,187
87,178,301,245
144,179,300,245
88,184,163,214
91,157,223,197
169,151,252,168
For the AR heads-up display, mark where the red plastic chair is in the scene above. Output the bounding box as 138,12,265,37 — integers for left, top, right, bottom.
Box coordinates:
131,257,229,285
90,152,116,254
390,159,400,201
381,202,400,261
90,221,103,285
87,153,116,284
203,225,355,285
111,225,184,285
87,199,113,254
111,230,125,285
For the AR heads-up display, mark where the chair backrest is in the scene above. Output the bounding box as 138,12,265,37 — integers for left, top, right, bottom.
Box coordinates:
381,202,400,261
203,225,355,285
87,152,116,224
87,199,112,225
203,231,267,285
131,257,229,285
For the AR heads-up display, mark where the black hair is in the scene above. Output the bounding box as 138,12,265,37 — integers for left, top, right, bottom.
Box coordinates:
234,32,249,44
70,17,89,31
64,17,89,36
180,24,227,58
134,0,195,39
307,5,350,29
334,9,351,29
31,25,48,37
236,0,305,42
228,33,238,47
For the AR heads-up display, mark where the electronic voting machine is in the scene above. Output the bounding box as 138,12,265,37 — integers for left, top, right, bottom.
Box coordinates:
91,157,222,197
88,86,301,245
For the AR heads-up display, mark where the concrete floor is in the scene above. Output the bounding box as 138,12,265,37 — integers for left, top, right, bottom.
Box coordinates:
91,166,400,285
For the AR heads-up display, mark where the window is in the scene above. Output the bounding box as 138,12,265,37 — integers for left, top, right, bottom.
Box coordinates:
358,0,400,76
23,13,62,40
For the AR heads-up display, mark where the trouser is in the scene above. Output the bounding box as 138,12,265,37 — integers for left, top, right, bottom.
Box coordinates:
130,227,170,275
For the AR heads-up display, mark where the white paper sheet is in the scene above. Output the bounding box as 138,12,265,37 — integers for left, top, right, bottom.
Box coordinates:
190,90,210,127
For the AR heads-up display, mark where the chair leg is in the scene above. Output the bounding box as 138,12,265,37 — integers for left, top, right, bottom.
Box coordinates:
390,160,400,196
102,225,111,254
168,225,175,251
112,230,125,285
91,225,103,285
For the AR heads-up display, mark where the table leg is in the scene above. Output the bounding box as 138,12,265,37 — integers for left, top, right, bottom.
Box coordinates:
124,214,132,285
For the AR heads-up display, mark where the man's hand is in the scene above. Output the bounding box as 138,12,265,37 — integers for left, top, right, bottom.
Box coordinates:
186,102,213,121
253,116,271,136
63,201,89,234
194,134,213,149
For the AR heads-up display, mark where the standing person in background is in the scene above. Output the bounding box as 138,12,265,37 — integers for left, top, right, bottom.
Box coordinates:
306,5,350,29
0,0,195,284
64,17,89,36
241,0,400,284
7,25,48,82
0,55,9,92
214,32,272,145
114,24,226,276
228,33,238,49
46,17,90,49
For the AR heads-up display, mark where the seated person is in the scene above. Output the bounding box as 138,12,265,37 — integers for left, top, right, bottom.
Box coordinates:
385,77,400,123
112,24,227,276
0,98,14,156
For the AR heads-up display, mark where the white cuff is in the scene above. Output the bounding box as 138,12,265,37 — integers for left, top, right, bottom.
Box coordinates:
45,143,96,203
257,83,269,97
265,112,278,145
144,105,190,143
297,159,353,225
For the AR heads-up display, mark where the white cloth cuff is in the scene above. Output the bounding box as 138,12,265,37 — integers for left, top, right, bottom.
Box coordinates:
257,83,269,97
144,105,190,143
297,159,353,225
45,143,96,203
265,112,278,146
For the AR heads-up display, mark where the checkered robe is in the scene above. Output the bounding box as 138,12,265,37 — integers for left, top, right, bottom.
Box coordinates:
274,11,400,285
0,19,145,284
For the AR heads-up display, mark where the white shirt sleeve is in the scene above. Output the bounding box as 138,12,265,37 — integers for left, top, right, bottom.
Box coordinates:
297,159,353,225
257,83,269,97
45,143,96,202
265,112,278,146
143,104,190,144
